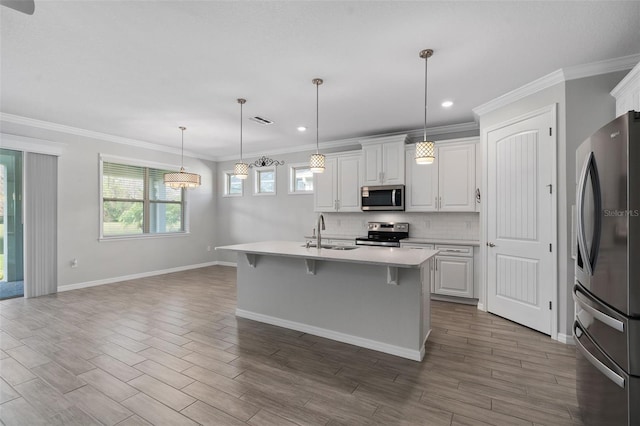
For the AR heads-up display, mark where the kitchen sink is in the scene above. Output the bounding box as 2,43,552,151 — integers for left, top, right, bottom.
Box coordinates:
302,243,359,250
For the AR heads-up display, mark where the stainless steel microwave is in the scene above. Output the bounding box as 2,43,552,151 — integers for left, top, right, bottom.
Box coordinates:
361,185,405,211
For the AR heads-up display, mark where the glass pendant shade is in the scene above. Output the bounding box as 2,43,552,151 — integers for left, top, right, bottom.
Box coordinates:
415,140,435,165
164,167,201,188
234,162,249,179
309,153,325,173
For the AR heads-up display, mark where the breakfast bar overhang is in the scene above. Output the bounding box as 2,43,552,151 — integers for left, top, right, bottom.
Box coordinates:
216,241,438,361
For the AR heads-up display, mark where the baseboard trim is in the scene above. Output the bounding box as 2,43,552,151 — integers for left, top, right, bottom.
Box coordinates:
216,261,237,267
557,333,575,345
58,261,222,292
235,308,424,361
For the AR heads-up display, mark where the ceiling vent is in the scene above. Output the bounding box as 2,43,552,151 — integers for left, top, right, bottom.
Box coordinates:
249,116,274,125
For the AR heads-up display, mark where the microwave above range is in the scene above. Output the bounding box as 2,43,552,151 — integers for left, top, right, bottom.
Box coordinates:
361,185,405,211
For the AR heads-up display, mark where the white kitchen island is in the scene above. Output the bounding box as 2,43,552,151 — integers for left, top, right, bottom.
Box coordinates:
216,241,438,361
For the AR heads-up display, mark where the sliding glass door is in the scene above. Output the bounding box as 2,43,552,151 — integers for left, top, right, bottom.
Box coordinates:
0,149,24,299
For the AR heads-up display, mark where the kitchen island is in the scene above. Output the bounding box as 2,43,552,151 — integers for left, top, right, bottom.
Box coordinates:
216,241,437,361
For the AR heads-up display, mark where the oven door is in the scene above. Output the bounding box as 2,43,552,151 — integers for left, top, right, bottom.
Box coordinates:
574,320,638,426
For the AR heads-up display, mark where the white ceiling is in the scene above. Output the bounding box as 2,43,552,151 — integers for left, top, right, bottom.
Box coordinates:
1,1,639,160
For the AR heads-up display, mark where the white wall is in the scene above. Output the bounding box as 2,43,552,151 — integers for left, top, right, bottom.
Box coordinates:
0,123,217,288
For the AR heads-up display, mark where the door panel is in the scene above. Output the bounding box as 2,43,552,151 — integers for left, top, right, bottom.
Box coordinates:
487,109,555,334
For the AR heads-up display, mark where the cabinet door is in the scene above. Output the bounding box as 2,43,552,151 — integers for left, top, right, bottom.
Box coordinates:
434,256,473,298
337,154,361,212
381,141,405,185
405,148,438,212
361,144,382,185
313,157,337,212
438,144,476,212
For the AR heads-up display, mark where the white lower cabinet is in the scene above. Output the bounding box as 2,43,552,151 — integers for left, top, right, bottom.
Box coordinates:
434,245,474,298
401,242,474,299
434,256,473,298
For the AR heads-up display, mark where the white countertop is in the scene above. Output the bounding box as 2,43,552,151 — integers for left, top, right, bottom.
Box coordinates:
216,240,437,268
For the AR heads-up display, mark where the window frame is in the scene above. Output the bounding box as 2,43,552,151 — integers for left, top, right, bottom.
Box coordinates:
252,166,277,196
288,162,314,195
99,155,189,240
223,170,244,197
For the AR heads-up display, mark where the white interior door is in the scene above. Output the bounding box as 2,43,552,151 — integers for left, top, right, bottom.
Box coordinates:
486,107,555,335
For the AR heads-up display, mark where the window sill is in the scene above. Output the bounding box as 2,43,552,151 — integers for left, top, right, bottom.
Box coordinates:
99,232,190,242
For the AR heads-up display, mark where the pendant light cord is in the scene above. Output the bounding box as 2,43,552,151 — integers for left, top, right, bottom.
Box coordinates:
180,126,186,171
424,54,428,142
316,81,320,154
240,101,243,162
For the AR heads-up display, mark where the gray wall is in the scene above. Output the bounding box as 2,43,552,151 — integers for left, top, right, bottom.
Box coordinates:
563,71,627,332
215,151,317,263
1,123,218,288
478,70,626,339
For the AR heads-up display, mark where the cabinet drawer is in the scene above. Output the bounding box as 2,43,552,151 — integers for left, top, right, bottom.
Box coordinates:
401,243,435,250
434,244,472,257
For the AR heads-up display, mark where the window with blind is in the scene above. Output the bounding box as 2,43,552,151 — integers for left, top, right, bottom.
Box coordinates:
102,162,185,237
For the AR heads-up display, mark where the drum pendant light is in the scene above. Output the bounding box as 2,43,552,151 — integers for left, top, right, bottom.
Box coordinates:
309,78,325,173
416,49,436,165
233,98,249,179
164,126,201,188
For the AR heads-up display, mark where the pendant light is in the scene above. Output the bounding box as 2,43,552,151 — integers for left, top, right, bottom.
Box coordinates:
415,48,436,165
233,98,249,179
309,78,325,173
164,126,201,189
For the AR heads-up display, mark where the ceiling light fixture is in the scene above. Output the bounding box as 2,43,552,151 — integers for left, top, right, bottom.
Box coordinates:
309,78,325,173
416,49,436,165
164,126,201,189
441,100,453,108
233,98,249,179
297,126,307,132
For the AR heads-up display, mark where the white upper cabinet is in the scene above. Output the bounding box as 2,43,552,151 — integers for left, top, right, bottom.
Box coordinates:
611,61,640,117
360,135,407,185
405,138,478,212
314,151,361,212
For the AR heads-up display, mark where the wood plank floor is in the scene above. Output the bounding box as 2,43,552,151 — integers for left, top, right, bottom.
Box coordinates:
0,266,582,425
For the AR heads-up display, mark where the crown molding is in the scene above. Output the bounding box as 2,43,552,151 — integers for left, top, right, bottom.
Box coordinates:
473,53,640,118
0,112,216,161
610,59,640,97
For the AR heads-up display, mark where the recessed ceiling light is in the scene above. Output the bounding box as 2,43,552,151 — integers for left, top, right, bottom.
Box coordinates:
297,126,307,132
441,101,453,108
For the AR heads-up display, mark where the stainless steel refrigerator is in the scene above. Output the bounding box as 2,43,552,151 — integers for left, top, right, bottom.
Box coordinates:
574,111,640,426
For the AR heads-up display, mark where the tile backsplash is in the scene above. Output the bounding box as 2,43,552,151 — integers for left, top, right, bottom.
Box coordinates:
321,212,479,241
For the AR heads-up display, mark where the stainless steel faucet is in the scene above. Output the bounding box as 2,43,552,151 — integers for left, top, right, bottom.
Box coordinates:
316,214,325,248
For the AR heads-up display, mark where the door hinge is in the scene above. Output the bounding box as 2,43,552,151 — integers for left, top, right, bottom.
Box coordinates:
549,301,552,310
547,184,553,194
549,243,552,252
549,127,553,136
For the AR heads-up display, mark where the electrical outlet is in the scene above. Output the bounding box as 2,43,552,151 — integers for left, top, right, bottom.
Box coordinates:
207,245,211,252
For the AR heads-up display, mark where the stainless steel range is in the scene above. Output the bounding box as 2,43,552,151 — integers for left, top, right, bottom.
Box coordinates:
355,222,409,247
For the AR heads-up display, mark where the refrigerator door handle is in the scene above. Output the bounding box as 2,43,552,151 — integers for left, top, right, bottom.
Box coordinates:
576,152,602,275
573,285,625,332
574,322,626,389
576,153,592,275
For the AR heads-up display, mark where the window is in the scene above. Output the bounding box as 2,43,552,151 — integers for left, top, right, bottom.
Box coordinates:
288,163,314,194
223,171,243,197
253,167,276,195
101,161,185,238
